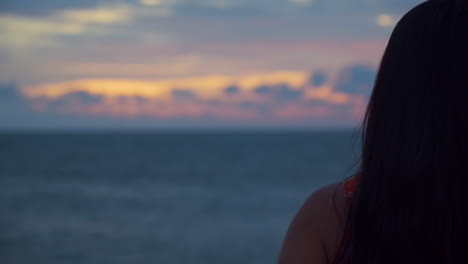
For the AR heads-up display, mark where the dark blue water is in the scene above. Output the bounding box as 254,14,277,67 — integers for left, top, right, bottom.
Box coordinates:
0,131,360,264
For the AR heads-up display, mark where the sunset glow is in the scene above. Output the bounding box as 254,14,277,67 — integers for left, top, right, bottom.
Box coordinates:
0,0,423,128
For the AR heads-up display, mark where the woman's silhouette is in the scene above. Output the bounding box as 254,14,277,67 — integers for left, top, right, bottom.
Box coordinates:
277,0,468,263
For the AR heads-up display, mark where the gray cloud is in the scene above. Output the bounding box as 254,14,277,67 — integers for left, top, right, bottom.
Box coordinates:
171,89,198,101
0,62,372,129
253,84,303,103
275,85,302,101
115,95,152,104
334,64,375,96
0,83,24,102
47,91,104,109
0,0,101,16
223,85,241,95
309,71,328,87
253,85,271,95
0,83,43,128
0,83,29,112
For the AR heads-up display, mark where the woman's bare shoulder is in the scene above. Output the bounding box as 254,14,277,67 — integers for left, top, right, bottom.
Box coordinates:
277,181,348,264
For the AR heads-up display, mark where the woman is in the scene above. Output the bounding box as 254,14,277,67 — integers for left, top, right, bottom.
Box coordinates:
277,0,468,263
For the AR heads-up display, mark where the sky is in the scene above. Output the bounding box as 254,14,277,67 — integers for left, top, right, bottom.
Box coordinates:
0,0,424,130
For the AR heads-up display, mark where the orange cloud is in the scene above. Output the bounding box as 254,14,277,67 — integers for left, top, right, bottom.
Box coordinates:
304,85,353,104
21,68,370,124
21,72,309,99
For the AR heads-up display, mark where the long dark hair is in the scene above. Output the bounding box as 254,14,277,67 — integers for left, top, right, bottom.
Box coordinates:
336,0,468,263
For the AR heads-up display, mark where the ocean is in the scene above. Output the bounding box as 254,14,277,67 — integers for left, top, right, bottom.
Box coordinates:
0,131,360,264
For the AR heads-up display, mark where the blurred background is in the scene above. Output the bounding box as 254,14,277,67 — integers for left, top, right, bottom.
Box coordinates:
0,0,422,263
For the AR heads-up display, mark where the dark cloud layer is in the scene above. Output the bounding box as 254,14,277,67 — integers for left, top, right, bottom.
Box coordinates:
0,63,374,129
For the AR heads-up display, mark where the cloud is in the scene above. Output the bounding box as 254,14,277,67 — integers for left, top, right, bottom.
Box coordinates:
56,5,132,24
275,85,303,102
0,14,85,48
171,88,198,100
0,83,28,111
23,81,332,121
253,83,303,103
0,64,371,128
0,0,100,16
0,3,170,49
223,85,240,95
334,64,375,96
0,5,132,49
32,90,106,114
115,95,152,104
0,83,24,102
51,91,104,105
22,72,308,99
139,0,162,6
288,0,314,6
309,71,327,87
0,83,40,127
252,85,271,95
376,14,399,28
